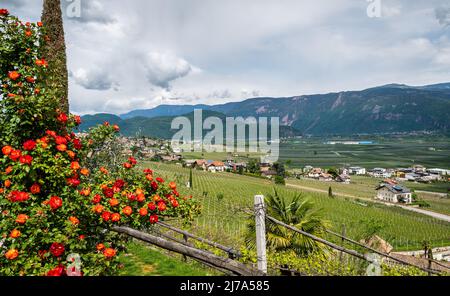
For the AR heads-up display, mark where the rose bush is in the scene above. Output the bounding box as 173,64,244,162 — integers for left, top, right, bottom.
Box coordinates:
0,10,200,276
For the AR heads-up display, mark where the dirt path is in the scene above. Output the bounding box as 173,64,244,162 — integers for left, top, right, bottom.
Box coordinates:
286,183,450,223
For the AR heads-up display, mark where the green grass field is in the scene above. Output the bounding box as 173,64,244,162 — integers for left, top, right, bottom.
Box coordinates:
279,136,450,169
142,162,450,252
119,241,214,276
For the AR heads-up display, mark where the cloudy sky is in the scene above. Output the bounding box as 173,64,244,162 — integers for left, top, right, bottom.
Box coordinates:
1,0,449,115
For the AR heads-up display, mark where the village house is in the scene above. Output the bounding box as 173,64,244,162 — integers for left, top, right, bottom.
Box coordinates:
207,161,225,173
368,168,392,178
336,174,351,184
375,183,412,204
348,166,366,175
308,168,323,178
318,173,333,182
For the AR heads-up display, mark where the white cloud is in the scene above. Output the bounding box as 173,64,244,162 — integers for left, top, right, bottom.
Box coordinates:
143,52,195,90
1,0,449,114
70,68,117,91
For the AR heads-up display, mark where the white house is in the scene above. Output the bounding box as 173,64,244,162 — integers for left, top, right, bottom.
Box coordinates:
207,161,225,173
348,166,366,175
369,168,392,178
375,184,412,204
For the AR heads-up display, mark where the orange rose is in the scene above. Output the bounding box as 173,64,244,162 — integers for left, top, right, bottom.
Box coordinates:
103,248,116,258
69,216,80,225
96,243,105,251
10,229,21,239
2,145,13,155
111,213,121,222
4,180,11,188
136,193,145,203
100,167,108,174
15,214,28,224
168,182,177,190
56,144,67,152
146,174,153,181
5,249,19,260
5,166,13,174
122,206,132,216
66,150,75,159
80,188,91,197
71,161,80,171
80,168,90,176
93,204,104,214
8,71,20,81
139,208,148,216
109,198,119,207
37,21,43,27
0,188,3,194
153,195,161,202
113,125,120,131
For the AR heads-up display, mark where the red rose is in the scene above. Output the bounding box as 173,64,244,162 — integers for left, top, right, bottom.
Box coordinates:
149,215,158,224
19,155,33,165
49,243,65,257
67,178,80,187
9,191,30,202
9,149,21,161
47,265,65,276
55,136,67,145
128,157,137,165
103,187,114,198
143,169,153,175
92,194,102,204
30,183,41,194
23,140,36,151
147,202,156,211
123,162,132,169
0,9,9,16
49,196,63,210
158,201,167,212
57,113,68,123
113,179,125,189
102,211,111,221
74,115,82,125
72,138,82,150
171,199,179,208
151,181,158,190
156,177,164,183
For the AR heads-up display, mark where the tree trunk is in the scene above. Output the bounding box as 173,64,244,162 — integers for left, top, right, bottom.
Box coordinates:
41,0,69,113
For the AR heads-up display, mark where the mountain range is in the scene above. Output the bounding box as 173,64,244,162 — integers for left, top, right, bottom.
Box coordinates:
79,82,450,138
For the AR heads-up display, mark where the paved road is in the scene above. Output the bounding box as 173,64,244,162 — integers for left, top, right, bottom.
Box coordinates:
286,183,450,223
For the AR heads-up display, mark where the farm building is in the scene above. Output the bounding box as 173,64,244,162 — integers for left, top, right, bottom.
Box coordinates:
375,183,412,204
336,174,351,184
207,161,225,173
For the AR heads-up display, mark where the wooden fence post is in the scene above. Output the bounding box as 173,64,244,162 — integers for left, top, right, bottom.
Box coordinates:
254,195,267,274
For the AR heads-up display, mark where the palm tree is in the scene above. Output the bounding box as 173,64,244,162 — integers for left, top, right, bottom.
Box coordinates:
245,189,330,256
41,0,69,112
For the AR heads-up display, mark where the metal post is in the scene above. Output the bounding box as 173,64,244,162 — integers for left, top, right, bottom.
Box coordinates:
254,195,267,274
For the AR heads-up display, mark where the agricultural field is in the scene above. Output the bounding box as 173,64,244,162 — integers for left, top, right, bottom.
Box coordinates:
286,176,450,215
279,136,450,169
142,162,450,252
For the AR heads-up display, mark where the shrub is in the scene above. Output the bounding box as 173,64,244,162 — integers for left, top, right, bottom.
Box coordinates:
0,10,200,276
